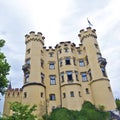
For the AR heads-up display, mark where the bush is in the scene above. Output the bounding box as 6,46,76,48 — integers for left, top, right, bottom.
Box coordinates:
42,101,110,120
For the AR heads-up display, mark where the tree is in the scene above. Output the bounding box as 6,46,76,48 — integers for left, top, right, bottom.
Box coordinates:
1,102,38,120
79,101,110,120
0,39,10,95
116,98,120,111
43,108,77,120
42,101,110,120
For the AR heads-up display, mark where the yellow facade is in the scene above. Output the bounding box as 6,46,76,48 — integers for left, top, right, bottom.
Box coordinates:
3,27,116,117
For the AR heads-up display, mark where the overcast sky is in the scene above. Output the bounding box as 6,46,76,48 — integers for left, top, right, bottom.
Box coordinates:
0,0,120,114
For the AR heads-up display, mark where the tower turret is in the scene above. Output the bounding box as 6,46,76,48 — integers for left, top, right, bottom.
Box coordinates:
78,27,116,110
55,41,84,110
22,31,46,117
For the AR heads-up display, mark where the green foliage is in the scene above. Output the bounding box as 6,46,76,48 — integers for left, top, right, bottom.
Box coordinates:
79,101,109,120
82,101,96,109
43,108,79,120
98,105,105,111
0,39,10,95
42,101,110,120
116,98,120,111
2,102,37,120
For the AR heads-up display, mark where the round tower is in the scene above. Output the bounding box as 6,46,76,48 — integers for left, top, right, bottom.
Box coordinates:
22,31,46,117
56,41,84,110
78,27,116,110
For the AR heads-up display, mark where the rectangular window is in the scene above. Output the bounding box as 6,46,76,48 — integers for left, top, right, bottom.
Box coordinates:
26,58,30,65
65,57,70,65
63,93,66,98
24,92,27,98
49,62,55,69
25,73,29,83
79,59,85,67
85,88,89,94
71,48,74,53
73,57,76,65
41,72,45,84
12,92,14,96
70,91,74,97
88,69,92,80
94,43,99,49
75,71,79,81
64,48,68,52
17,92,19,96
41,92,44,98
85,56,89,65
97,53,101,58
101,67,107,77
79,91,81,97
59,59,62,67
49,52,53,57
41,59,44,68
77,50,81,54
49,94,56,100
41,50,43,55
108,87,111,92
58,49,62,54
66,71,73,81
26,49,30,54
81,72,87,82
61,72,64,82
50,75,56,85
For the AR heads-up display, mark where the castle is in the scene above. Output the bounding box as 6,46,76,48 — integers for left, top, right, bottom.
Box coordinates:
3,27,116,117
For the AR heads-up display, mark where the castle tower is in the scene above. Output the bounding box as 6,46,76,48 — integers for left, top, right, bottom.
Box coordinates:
22,31,46,117
55,42,84,110
78,27,116,110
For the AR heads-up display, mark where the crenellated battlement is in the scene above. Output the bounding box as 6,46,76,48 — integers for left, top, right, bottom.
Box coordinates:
6,88,22,98
78,27,97,43
25,31,45,45
55,41,76,49
43,41,76,51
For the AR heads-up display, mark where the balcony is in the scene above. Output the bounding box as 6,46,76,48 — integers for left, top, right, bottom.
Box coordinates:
98,57,107,66
22,63,30,72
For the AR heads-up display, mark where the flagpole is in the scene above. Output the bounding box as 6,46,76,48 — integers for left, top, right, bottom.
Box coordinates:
87,18,93,27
